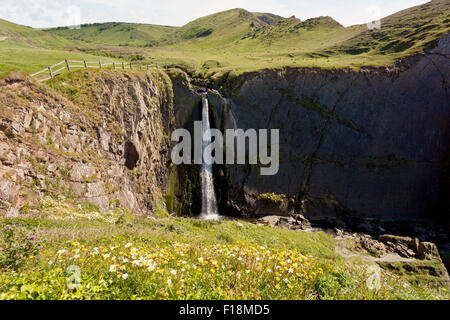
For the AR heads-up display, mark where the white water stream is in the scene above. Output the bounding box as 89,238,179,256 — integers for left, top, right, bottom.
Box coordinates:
200,96,220,220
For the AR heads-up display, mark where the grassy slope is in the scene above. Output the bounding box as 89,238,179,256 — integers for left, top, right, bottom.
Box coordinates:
331,0,450,63
1,1,449,76
0,44,124,77
60,1,447,74
0,19,123,77
0,196,448,299
46,22,177,47
0,19,73,48
45,9,282,48
166,9,283,47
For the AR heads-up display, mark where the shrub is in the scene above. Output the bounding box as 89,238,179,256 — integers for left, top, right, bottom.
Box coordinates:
257,192,286,205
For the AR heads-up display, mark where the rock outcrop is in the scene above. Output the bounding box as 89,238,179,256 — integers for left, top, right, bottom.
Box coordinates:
0,70,174,217
209,33,449,227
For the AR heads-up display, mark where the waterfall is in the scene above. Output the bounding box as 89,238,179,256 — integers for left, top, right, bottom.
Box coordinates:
200,96,220,220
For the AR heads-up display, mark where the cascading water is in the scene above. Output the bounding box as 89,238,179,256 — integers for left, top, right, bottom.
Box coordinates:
200,96,220,220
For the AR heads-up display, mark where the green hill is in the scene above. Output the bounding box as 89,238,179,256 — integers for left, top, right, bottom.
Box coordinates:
46,22,177,47
46,8,283,48
0,19,120,77
329,0,450,58
0,1,449,76
167,9,283,47
244,15,344,41
79,1,446,74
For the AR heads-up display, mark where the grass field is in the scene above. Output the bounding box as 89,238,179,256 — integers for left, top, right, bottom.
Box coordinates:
46,2,450,75
0,196,448,300
0,1,448,78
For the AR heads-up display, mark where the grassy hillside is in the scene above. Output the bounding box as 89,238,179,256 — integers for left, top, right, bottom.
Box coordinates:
0,19,72,48
330,0,450,60
46,9,283,48
0,1,449,77
0,18,120,77
151,0,449,73
167,9,283,47
90,1,449,74
0,42,125,78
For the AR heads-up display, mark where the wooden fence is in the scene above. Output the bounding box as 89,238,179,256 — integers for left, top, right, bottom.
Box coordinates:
31,59,157,82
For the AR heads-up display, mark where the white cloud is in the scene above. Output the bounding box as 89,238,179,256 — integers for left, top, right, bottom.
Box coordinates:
0,0,431,28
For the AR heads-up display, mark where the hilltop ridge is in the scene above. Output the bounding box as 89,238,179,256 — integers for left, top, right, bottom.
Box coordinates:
0,1,449,75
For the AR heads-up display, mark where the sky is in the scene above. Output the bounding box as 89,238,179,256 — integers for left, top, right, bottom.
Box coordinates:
0,0,431,28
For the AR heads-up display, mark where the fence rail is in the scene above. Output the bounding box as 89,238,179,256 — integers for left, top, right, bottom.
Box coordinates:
31,59,158,81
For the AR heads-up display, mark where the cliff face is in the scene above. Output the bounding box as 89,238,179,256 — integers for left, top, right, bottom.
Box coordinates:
1,34,448,227
0,70,174,217
210,33,449,223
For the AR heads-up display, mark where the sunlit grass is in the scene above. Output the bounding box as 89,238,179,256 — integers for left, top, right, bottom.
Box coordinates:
1,209,448,300
0,43,122,77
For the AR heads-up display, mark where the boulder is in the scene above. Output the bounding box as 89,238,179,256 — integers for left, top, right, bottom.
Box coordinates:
378,234,411,244
418,242,441,260
258,215,308,230
409,238,420,255
378,234,417,258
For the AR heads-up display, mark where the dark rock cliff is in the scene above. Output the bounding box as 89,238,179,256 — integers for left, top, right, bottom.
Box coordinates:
205,33,449,226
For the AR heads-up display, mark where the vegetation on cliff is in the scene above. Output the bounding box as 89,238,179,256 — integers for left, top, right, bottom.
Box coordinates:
0,1,449,301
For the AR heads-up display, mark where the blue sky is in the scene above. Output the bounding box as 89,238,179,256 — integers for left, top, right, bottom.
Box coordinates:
0,0,430,28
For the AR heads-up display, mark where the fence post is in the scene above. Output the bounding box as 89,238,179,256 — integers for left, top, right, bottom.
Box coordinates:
48,66,53,79
113,62,116,69
122,62,124,69
65,59,71,72
84,60,87,69
99,60,102,69
130,62,132,70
